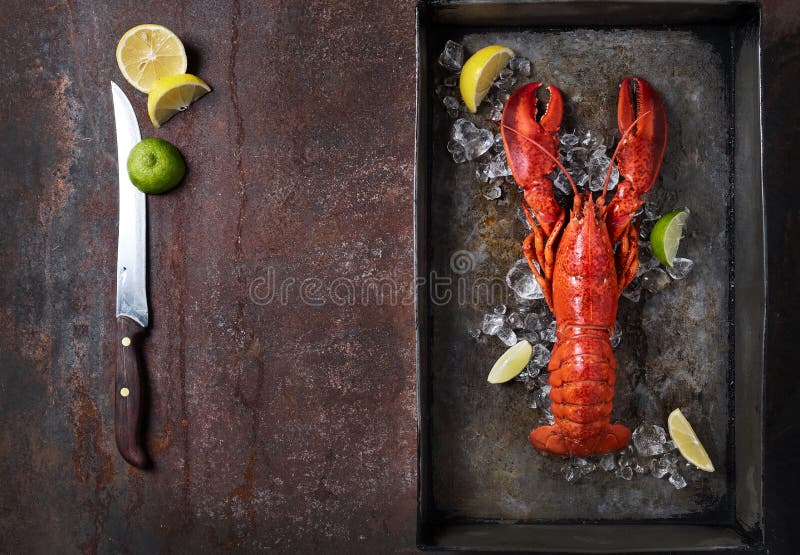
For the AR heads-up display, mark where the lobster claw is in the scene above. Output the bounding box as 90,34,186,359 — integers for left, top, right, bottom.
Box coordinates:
501,83,564,234
501,82,564,186
607,77,667,241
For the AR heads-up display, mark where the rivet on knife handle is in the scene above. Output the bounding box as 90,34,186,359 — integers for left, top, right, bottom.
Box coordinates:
115,316,148,468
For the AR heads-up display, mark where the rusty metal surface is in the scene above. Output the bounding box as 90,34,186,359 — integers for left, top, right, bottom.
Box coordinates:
0,0,798,553
0,1,418,553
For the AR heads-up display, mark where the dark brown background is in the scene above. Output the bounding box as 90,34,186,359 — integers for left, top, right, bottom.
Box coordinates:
0,1,797,553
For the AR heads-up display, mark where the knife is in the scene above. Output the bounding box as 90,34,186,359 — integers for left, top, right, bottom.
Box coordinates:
111,81,148,468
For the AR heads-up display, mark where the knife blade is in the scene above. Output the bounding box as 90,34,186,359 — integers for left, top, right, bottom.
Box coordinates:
111,81,148,468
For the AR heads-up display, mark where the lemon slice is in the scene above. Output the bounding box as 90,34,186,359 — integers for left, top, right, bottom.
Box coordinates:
116,24,187,93
487,340,532,384
668,408,715,472
147,74,211,127
650,209,689,267
460,45,515,113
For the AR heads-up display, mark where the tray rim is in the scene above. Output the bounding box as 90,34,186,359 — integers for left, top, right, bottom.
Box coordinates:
413,1,765,552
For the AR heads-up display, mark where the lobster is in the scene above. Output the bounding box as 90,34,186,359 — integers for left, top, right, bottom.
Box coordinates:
500,77,667,457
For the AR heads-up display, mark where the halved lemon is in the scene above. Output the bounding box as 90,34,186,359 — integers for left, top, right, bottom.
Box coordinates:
487,340,532,384
459,45,515,113
147,74,211,128
668,408,715,472
116,24,187,93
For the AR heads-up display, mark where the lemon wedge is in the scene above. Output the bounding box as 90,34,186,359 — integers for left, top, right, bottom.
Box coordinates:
459,45,515,113
668,408,715,472
147,74,211,128
487,340,532,384
116,24,187,93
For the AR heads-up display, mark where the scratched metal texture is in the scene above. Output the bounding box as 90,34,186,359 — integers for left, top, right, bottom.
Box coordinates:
0,1,418,553
429,28,732,520
0,0,798,553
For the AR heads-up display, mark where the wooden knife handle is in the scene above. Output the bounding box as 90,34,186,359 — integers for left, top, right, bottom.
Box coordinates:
115,316,148,468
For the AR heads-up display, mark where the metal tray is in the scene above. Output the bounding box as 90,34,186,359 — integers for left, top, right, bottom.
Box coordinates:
414,1,763,551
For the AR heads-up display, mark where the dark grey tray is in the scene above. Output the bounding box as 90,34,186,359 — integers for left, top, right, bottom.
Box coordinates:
414,1,763,551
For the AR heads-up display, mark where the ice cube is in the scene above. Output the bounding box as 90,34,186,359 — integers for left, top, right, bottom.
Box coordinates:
530,343,551,369
576,173,590,192
616,465,634,480
640,268,670,293
443,75,457,87
560,133,579,147
494,304,507,315
506,312,525,329
524,360,541,378
497,326,518,346
642,201,660,221
662,452,680,473
446,139,467,164
575,457,596,476
650,456,671,478
483,184,502,200
618,445,636,468
524,312,547,331
451,119,494,160
468,328,482,339
561,463,579,483
442,96,459,111
465,131,494,160
634,461,648,475
636,245,661,277
438,40,464,72
528,384,551,409
509,56,532,77
540,321,557,343
506,259,544,300
667,257,694,280
488,107,503,121
604,166,620,191
476,163,491,182
493,133,504,152
610,322,622,348
553,172,572,195
632,424,668,457
487,153,512,178
482,313,505,335
668,471,688,489
600,453,616,471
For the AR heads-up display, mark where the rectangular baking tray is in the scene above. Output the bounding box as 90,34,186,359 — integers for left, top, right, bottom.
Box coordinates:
414,1,763,552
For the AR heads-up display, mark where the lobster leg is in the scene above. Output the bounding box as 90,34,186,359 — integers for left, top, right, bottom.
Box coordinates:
616,224,640,293
605,77,667,246
521,203,565,307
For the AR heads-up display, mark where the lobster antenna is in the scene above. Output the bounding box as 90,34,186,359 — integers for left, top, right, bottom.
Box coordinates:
501,123,581,201
600,109,657,202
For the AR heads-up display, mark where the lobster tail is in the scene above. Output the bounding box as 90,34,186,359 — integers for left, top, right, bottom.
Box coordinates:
529,328,631,457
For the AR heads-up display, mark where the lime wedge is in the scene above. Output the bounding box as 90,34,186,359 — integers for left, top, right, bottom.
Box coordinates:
487,340,532,384
668,408,715,472
459,45,515,113
650,209,689,267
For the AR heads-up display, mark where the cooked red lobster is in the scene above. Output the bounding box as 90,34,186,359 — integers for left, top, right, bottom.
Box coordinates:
501,77,667,457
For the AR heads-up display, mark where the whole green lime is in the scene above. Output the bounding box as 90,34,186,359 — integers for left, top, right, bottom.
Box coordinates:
127,138,186,194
